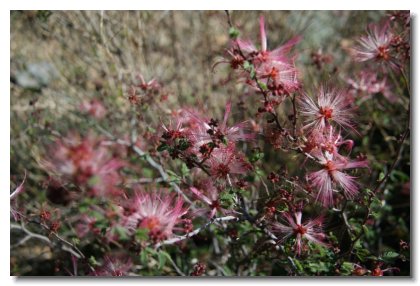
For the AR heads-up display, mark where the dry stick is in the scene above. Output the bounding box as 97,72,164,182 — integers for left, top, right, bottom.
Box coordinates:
166,254,186,276
155,216,239,248
11,223,51,247
11,212,96,273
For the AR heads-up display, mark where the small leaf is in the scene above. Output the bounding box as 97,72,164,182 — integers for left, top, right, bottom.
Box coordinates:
157,143,169,152
382,251,399,262
341,262,354,275
135,228,149,242
158,251,170,270
229,27,240,39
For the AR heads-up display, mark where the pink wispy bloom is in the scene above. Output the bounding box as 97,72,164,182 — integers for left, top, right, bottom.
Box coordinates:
218,102,256,143
181,102,254,147
298,87,355,133
307,152,369,206
92,254,133,276
346,71,397,103
41,133,125,197
236,16,300,64
351,21,398,68
10,172,27,221
232,16,301,95
10,171,26,201
305,127,354,163
270,210,328,256
122,190,187,242
207,142,252,180
80,99,107,119
190,179,231,218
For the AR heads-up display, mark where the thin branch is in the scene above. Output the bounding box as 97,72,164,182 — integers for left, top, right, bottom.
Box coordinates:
11,223,51,247
166,254,186,276
155,216,239,248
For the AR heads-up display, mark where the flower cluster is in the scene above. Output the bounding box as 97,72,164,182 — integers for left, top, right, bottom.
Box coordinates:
158,102,253,183
223,16,301,114
298,88,369,206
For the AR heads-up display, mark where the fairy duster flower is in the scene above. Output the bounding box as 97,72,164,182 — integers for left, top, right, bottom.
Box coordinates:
271,210,328,256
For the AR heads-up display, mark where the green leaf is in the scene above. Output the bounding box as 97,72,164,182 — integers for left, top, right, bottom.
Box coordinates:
181,163,190,177
89,256,99,266
258,81,268,91
220,191,235,208
229,27,240,39
158,251,170,270
178,139,191,151
135,228,149,242
250,151,264,163
362,225,369,235
340,262,354,276
243,61,251,70
382,251,399,262
87,175,100,187
293,259,303,272
140,249,149,266
157,143,169,152
113,226,129,240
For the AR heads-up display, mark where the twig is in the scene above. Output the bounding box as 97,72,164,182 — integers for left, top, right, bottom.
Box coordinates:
11,223,51,247
155,216,239,248
166,254,186,276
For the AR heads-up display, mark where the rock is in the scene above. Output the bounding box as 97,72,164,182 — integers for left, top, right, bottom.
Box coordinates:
15,61,57,89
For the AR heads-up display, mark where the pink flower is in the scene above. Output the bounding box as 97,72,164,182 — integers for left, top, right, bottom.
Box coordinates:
207,142,252,180
305,127,354,163
41,133,125,197
347,71,397,103
10,172,27,221
218,102,256,143
190,179,231,218
307,152,369,206
93,254,132,276
236,16,300,63
181,102,254,148
10,171,26,201
136,74,160,92
231,16,301,95
271,210,328,256
80,99,107,119
298,86,355,133
351,21,398,68
123,190,187,242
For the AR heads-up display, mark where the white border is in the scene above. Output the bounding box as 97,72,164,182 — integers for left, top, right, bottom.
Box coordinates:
3,0,419,285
